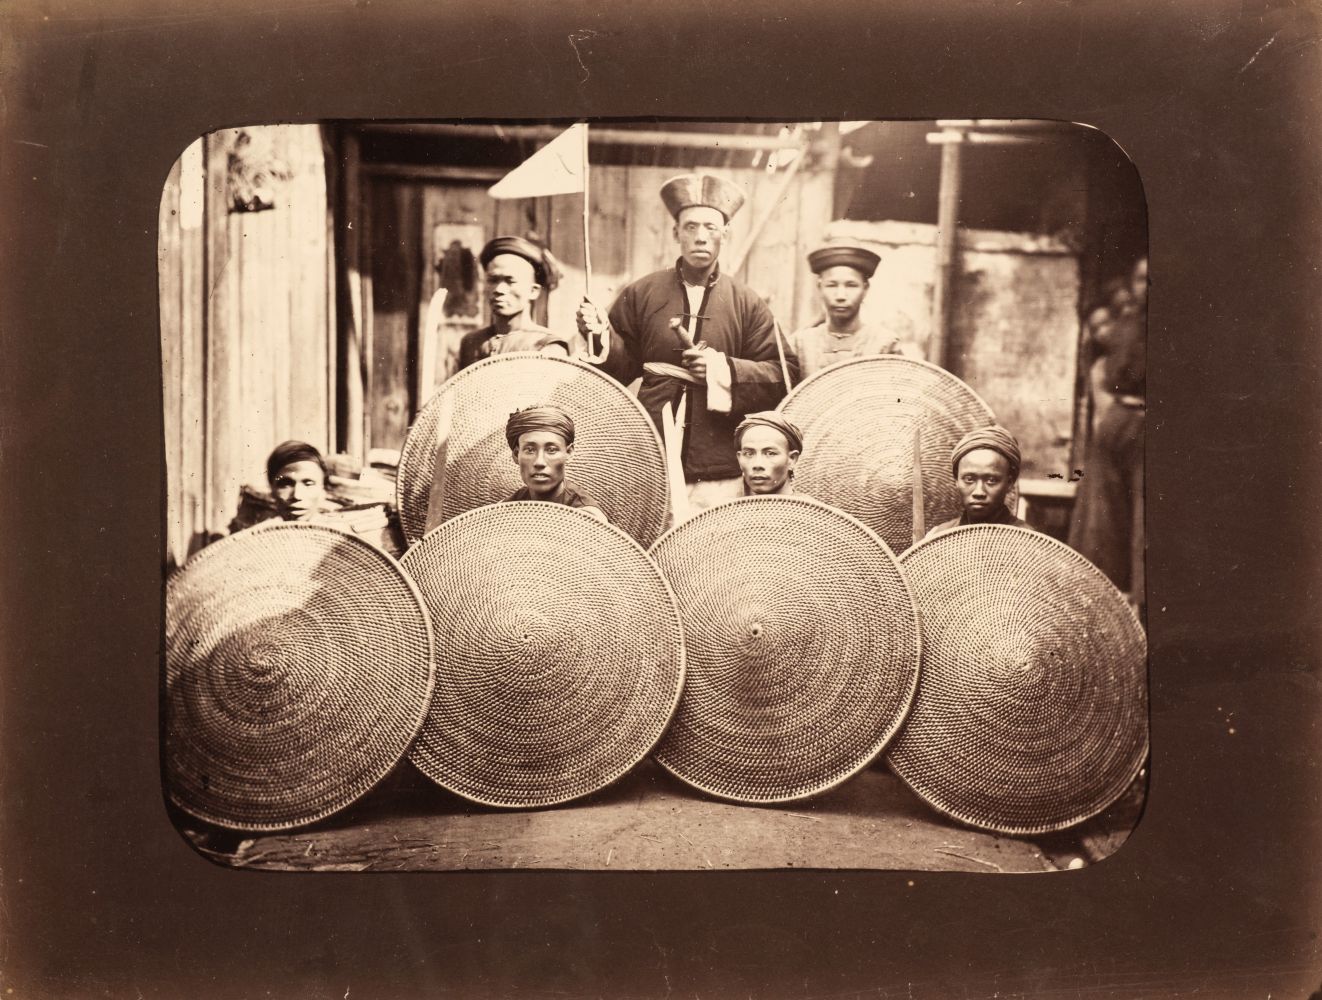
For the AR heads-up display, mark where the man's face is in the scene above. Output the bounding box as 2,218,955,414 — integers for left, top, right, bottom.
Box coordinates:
673,206,728,272
486,254,541,320
271,460,326,521
513,430,571,499
816,265,869,326
737,424,799,495
955,449,1012,521
1109,283,1134,316
1130,257,1149,307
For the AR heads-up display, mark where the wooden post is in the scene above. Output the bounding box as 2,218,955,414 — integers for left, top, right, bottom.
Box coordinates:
204,129,240,536
930,132,963,369
342,130,366,461
358,180,375,461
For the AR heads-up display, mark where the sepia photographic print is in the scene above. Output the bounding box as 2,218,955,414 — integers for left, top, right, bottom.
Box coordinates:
7,2,1322,997
161,119,1149,874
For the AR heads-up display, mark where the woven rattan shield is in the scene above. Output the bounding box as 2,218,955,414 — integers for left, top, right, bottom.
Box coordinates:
888,524,1148,835
647,495,921,803
164,522,436,832
778,356,1016,557
400,502,685,808
396,354,669,547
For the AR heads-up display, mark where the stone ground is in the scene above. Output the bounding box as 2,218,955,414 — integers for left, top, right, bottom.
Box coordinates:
179,760,1145,874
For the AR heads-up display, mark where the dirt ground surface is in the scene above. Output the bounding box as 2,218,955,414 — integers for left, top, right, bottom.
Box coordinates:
179,760,1144,874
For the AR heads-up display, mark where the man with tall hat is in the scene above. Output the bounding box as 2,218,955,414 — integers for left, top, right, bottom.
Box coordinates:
926,425,1030,537
459,236,577,369
575,173,798,512
502,405,608,523
790,240,921,380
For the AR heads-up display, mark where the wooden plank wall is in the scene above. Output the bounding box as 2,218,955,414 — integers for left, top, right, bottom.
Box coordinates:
159,125,333,568
159,142,206,569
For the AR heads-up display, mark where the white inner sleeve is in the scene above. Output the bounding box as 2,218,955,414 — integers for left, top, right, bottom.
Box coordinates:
682,282,732,412
682,283,705,338
705,352,732,413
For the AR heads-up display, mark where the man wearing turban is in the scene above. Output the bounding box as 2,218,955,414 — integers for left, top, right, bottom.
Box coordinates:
733,412,804,497
458,236,577,369
575,173,799,512
926,426,1029,537
790,240,921,380
503,406,607,523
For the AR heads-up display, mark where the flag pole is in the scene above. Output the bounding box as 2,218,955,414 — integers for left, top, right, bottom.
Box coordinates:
579,122,609,363
581,121,592,294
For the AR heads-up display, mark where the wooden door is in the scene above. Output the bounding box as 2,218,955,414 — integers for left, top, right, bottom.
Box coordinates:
360,173,543,454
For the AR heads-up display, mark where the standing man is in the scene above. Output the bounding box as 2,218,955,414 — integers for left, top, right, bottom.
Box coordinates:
459,236,577,369
576,173,798,512
1070,256,1147,606
926,426,1030,537
790,241,921,379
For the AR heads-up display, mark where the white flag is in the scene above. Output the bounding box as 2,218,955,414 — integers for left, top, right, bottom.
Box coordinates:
489,123,586,199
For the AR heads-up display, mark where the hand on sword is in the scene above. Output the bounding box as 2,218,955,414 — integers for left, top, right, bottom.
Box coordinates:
576,296,611,362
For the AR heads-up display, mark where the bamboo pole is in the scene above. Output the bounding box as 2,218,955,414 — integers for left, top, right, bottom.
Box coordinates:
929,133,963,369
728,143,808,276
359,122,802,152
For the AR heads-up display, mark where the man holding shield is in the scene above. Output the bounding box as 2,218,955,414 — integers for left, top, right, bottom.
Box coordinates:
925,426,1030,537
503,406,608,524
576,173,799,513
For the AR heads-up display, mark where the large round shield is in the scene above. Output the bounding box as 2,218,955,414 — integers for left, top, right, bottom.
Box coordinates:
401,502,686,808
648,495,921,803
888,525,1148,835
165,523,436,831
778,356,1015,556
396,355,669,547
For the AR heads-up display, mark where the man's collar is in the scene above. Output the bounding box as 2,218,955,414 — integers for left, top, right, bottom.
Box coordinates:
960,503,1017,527
674,259,721,287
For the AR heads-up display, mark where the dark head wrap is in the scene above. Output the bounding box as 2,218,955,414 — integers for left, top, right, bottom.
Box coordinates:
480,235,549,286
951,426,1021,480
505,406,576,451
734,411,804,454
807,241,881,279
266,440,327,484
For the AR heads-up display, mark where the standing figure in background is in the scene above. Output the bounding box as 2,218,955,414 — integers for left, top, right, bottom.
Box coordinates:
575,173,799,513
458,236,576,369
1070,256,1147,607
790,241,920,380
1082,302,1117,439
